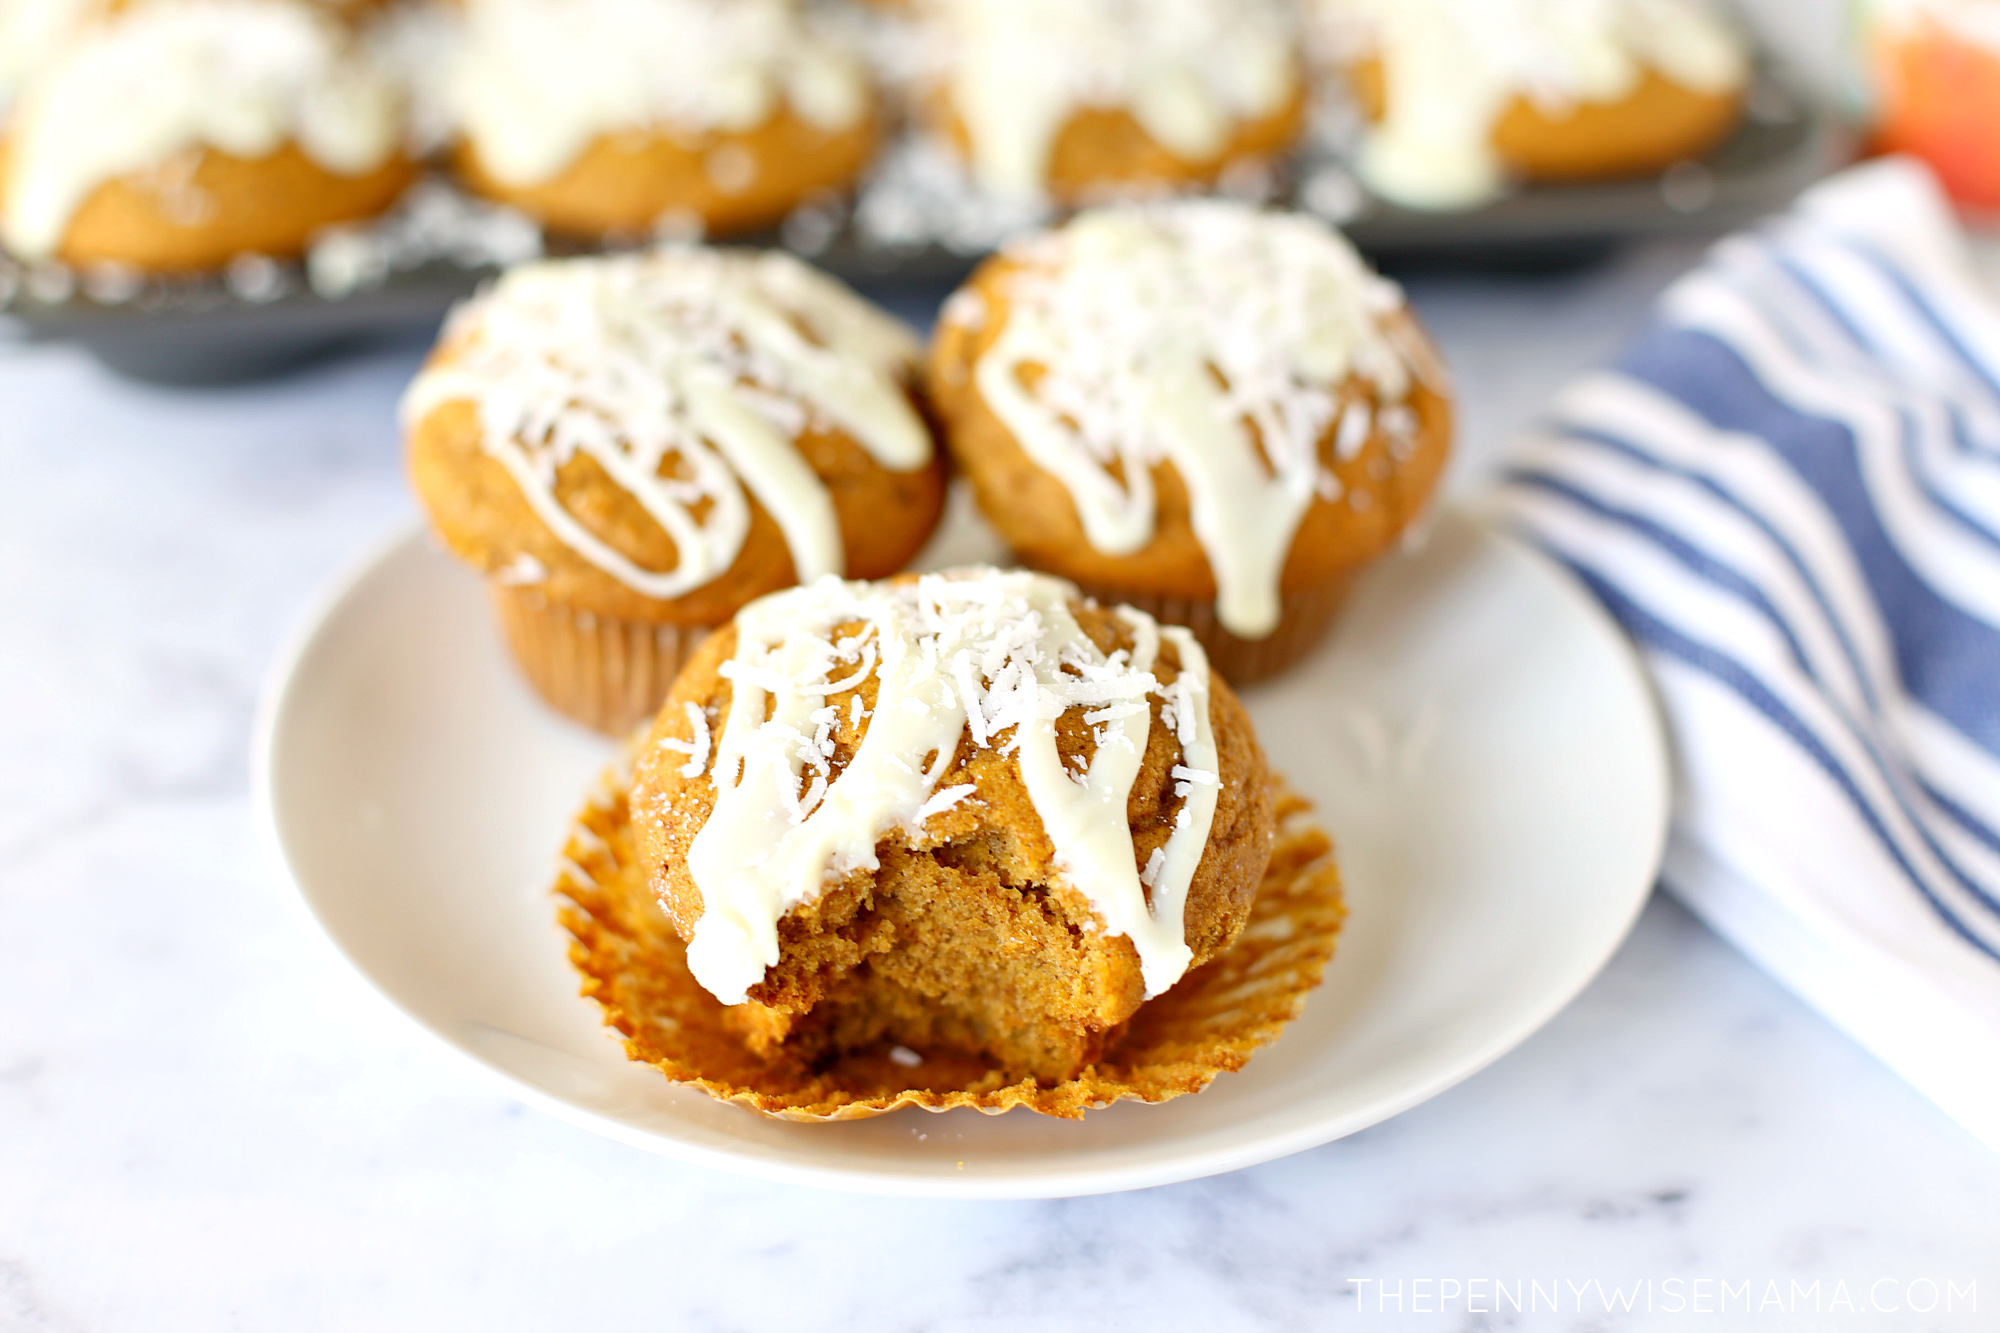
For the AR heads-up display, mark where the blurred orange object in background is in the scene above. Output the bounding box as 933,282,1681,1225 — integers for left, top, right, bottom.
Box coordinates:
1869,1,2000,209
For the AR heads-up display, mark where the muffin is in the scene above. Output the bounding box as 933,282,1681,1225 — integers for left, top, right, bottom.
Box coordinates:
402,246,947,735
1313,0,1749,210
927,200,1452,684
918,0,1306,203
0,0,415,269
555,564,1345,1117
448,0,877,240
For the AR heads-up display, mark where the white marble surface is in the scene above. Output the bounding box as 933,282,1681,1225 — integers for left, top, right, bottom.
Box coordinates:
2,241,1996,1333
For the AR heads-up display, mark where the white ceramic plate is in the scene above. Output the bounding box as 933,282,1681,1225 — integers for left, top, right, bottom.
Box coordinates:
255,503,1668,1199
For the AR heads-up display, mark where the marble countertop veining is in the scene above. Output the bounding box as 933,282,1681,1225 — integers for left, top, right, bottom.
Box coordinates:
1,240,1996,1333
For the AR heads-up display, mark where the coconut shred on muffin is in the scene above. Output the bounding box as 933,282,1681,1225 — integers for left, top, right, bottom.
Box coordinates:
401,246,947,734
446,0,877,240
1312,0,1749,211
0,0,415,270
915,0,1307,204
626,566,1275,1086
555,564,1351,1119
927,199,1452,684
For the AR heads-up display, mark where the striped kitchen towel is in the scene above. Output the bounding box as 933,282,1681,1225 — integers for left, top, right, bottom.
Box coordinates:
1498,157,2000,1152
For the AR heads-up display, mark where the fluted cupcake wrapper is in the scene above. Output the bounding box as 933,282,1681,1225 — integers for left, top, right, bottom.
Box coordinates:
554,772,1346,1121
1069,575,1356,688
489,583,711,737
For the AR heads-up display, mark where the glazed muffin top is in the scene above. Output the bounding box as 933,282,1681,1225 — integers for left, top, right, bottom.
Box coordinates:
0,0,91,112
0,0,404,260
403,247,944,624
1313,0,1747,208
929,199,1451,640
630,566,1273,1012
448,0,870,191
920,0,1303,201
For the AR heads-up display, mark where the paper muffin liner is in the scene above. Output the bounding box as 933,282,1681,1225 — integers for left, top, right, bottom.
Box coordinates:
1073,575,1356,687
489,584,711,737
554,772,1346,1121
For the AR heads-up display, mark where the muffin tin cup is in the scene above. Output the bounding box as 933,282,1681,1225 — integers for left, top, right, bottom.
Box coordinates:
488,584,711,737
6,67,1839,386
1070,574,1356,689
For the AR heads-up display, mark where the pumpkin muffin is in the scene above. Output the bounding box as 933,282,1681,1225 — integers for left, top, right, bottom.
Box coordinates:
1312,0,1748,210
0,0,414,270
928,200,1452,684
402,246,947,734
625,567,1282,1090
917,0,1306,204
447,0,877,240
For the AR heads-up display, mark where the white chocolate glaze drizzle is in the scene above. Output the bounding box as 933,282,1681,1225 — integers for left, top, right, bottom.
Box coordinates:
676,567,1218,1007
961,200,1421,639
0,0,90,116
925,0,1299,200
0,0,403,260
1313,0,1747,210
401,248,931,600
450,0,868,189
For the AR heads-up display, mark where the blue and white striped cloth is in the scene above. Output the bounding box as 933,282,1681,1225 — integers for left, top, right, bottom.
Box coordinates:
1499,159,2000,1151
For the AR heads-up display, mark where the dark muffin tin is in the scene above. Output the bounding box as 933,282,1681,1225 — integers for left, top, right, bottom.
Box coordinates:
1,67,1839,384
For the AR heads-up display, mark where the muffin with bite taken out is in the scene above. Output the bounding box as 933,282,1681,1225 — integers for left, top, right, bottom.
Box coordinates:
630,567,1273,1083
551,563,1350,1118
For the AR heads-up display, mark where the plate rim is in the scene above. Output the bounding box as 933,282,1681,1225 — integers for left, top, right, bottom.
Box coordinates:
253,507,1671,1199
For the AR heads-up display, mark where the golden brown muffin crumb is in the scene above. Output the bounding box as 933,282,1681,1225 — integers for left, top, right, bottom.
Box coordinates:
629,594,1274,1083
558,768,1343,1119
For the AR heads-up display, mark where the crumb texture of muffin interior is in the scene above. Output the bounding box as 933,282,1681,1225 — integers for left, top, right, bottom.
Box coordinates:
628,567,1278,1087
560,768,1343,1119
402,247,943,624
922,0,1304,200
929,200,1451,644
0,0,408,264
1314,0,1747,209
